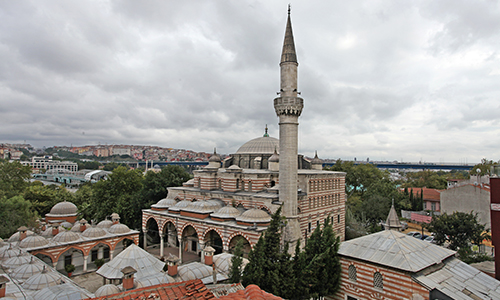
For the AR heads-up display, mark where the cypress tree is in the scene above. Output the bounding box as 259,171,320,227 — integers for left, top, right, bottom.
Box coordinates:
228,238,244,283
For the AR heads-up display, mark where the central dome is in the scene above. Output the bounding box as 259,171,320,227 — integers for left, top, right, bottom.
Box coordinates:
236,136,279,154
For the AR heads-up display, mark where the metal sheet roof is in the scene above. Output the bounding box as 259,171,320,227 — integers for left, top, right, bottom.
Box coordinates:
414,257,500,300
338,230,455,272
96,244,165,280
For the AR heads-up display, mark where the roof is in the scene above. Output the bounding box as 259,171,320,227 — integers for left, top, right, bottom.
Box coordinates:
384,204,402,230
218,284,284,300
338,230,455,272
414,256,500,300
403,187,443,201
97,244,165,280
280,10,297,64
235,136,279,155
90,279,215,300
46,200,77,216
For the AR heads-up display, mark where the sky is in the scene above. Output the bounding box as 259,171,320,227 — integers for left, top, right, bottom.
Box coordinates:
1,0,500,164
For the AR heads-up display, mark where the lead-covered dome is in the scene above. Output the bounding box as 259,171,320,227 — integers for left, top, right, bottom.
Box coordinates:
95,284,121,297
236,209,272,224
151,198,178,209
47,201,77,216
108,223,130,234
82,226,107,238
52,231,80,243
210,206,241,219
19,235,49,248
236,136,279,154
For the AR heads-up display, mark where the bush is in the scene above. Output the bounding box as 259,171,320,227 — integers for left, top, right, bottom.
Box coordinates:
65,264,75,274
94,258,105,268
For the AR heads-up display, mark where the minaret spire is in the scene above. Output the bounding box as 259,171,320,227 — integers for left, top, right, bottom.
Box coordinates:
281,6,298,65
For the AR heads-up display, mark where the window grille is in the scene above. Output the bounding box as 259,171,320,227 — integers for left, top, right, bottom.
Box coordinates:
348,265,357,281
374,272,383,289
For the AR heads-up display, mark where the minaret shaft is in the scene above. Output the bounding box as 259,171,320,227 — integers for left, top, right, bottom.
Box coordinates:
274,10,303,245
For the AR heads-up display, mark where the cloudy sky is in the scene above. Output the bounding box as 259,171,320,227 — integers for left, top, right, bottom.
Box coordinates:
1,1,499,163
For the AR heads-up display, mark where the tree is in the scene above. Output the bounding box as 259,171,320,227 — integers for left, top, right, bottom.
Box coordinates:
426,211,488,259
0,161,32,199
24,184,75,217
470,158,498,176
228,238,245,283
0,195,37,239
141,166,191,207
88,166,143,228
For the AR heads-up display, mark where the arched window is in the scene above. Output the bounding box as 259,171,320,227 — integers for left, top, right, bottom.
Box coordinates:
348,265,357,281
374,272,383,290
248,181,252,192
198,178,201,188
218,180,222,190
338,214,340,223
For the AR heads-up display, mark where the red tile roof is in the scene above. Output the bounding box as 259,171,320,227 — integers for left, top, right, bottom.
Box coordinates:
90,279,215,300
403,187,443,201
218,284,283,300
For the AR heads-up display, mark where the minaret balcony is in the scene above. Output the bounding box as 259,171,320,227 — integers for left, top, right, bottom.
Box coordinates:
274,96,303,116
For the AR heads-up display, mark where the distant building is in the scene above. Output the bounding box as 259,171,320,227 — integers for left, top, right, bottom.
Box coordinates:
440,183,491,228
21,156,78,173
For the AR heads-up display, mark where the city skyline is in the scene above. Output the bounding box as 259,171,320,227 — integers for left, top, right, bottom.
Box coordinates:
1,1,499,163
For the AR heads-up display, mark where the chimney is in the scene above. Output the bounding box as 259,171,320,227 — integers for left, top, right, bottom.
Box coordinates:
0,275,9,298
111,213,120,225
203,246,216,266
41,221,46,231
18,226,28,241
79,219,88,232
165,253,180,277
52,224,59,236
121,266,137,291
490,178,500,280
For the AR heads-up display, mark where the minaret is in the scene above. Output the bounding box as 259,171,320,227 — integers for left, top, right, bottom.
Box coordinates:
274,6,303,247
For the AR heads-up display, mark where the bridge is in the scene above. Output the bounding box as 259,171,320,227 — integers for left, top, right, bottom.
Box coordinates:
128,161,474,172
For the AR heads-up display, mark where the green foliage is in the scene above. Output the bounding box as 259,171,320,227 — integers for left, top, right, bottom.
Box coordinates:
94,258,105,268
88,166,143,228
24,184,76,217
426,211,488,261
0,161,32,199
103,162,130,171
0,195,37,239
470,158,498,176
141,166,191,206
228,238,245,283
65,264,75,274
242,208,341,299
326,160,404,231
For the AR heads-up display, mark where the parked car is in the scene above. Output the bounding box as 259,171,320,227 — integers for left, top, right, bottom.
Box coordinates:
423,236,435,243
406,231,422,239
400,221,408,230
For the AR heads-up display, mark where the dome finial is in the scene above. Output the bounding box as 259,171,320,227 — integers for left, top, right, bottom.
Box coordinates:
263,125,269,137
288,4,291,15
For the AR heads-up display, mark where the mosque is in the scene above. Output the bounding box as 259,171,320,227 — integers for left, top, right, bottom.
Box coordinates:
141,9,346,260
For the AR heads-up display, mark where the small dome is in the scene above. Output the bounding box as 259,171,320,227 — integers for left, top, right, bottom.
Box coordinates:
169,200,193,212
82,226,107,238
59,221,73,230
41,228,54,238
33,283,87,300
151,198,178,209
108,223,130,234
70,223,81,232
47,201,77,216
311,151,322,164
227,165,242,170
268,150,279,163
209,150,221,162
186,200,222,214
8,230,35,242
52,231,80,243
236,209,272,223
22,268,62,290
210,206,241,219
11,258,44,280
97,219,113,229
236,136,279,154
2,255,31,269
19,235,49,248
0,246,27,260
95,284,121,297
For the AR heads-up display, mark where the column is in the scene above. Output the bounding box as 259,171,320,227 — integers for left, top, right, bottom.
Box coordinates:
83,256,88,272
178,237,183,263
52,261,58,269
160,233,165,258
199,241,205,262
109,250,114,260
143,229,148,249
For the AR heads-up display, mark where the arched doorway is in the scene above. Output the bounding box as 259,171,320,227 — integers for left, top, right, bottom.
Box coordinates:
228,235,251,258
146,218,160,248
204,230,223,255
163,222,178,248
181,225,199,256
56,248,84,273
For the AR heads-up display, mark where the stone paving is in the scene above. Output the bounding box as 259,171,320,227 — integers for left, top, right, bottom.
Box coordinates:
71,271,104,294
